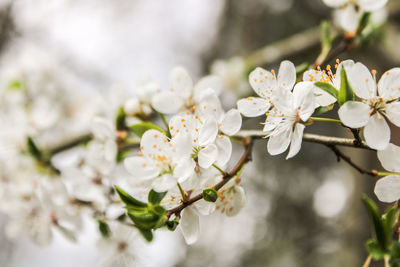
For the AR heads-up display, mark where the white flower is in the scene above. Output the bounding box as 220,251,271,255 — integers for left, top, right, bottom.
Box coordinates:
303,60,355,107
374,143,400,202
266,82,316,158
215,178,246,217
237,60,296,117
124,129,195,192
151,66,222,114
180,206,200,245
322,0,387,11
338,63,400,150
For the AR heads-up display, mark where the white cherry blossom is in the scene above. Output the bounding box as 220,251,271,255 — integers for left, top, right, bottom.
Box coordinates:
338,63,400,150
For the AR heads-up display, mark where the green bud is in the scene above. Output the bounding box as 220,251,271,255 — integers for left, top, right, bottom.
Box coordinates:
202,188,218,202
97,220,112,238
166,220,179,231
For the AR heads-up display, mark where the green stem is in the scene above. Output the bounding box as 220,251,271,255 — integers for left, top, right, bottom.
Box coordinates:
177,183,187,202
212,164,226,176
384,255,390,267
378,172,400,177
310,117,342,124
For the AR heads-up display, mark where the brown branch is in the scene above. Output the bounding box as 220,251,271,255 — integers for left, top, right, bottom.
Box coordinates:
234,130,373,150
47,134,92,155
326,145,378,177
166,138,253,218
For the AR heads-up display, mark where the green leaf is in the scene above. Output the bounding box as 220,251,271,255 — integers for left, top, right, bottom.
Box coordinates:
166,220,179,231
312,104,334,116
129,122,164,138
321,20,332,48
127,209,165,230
382,204,399,243
8,80,23,91
391,241,400,260
366,239,386,260
97,220,112,238
148,190,167,205
357,12,372,35
26,136,45,162
138,228,153,242
362,195,387,251
314,82,338,99
202,188,218,202
114,186,147,208
338,67,355,106
115,106,127,130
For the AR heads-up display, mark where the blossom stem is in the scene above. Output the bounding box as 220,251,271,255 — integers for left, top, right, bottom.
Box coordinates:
309,117,342,124
212,164,226,176
377,172,400,177
362,255,372,267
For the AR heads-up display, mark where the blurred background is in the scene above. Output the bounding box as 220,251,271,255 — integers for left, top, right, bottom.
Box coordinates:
0,0,400,266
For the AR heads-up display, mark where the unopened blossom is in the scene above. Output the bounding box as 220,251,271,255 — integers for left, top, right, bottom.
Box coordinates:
374,144,400,202
237,60,296,117
124,129,195,192
151,66,222,114
338,63,400,150
124,75,159,116
266,81,316,158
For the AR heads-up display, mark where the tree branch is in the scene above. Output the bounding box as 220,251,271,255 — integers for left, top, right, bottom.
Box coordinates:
166,138,253,217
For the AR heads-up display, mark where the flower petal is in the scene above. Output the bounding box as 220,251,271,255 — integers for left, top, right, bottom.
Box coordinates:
198,144,218,168
180,207,200,245
248,67,276,98
338,101,370,128
91,117,114,141
198,117,218,146
226,186,246,217
277,60,296,91
386,102,400,127
152,91,183,114
359,0,388,11
237,97,270,117
267,124,292,156
377,143,400,172
374,175,400,203
215,135,232,166
378,68,400,100
220,109,242,136
171,132,193,158
169,66,193,98
293,81,316,121
347,62,377,99
194,200,216,216
140,129,170,158
322,0,347,8
193,75,223,102
286,123,305,159
364,113,390,150
124,156,159,180
175,158,196,183
151,174,177,192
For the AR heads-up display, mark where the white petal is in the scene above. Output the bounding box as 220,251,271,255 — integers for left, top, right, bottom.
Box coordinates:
378,68,400,100
198,117,218,146
286,123,305,159
385,102,400,127
193,75,223,101
338,101,370,128
263,109,283,132
104,140,117,162
293,81,316,121
226,186,246,217
374,175,400,203
303,69,329,83
151,91,183,114
364,113,390,150
248,67,276,98
174,158,196,183
194,200,216,216
151,174,177,192
237,97,270,117
378,143,400,172
220,109,242,136
347,62,377,99
215,135,232,166
267,124,292,156
197,92,224,122
271,87,293,115
278,60,296,91
198,144,218,168
180,207,200,245
171,133,193,158
91,117,114,141
169,115,195,137
314,87,337,107
322,0,347,8
124,98,141,115
169,66,193,98
359,0,388,11
124,157,159,180
140,129,170,159
333,60,355,89
334,5,360,32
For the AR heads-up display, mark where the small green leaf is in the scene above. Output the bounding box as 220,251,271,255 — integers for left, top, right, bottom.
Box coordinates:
203,188,218,202
338,67,355,106
357,12,372,35
97,220,112,238
138,228,153,242
314,82,338,99
129,122,164,138
115,106,127,130
128,210,163,230
166,220,179,231
148,190,167,205
312,104,334,116
8,80,23,91
391,241,400,260
27,136,43,160
114,186,147,208
366,239,386,260
382,204,399,243
362,195,387,251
